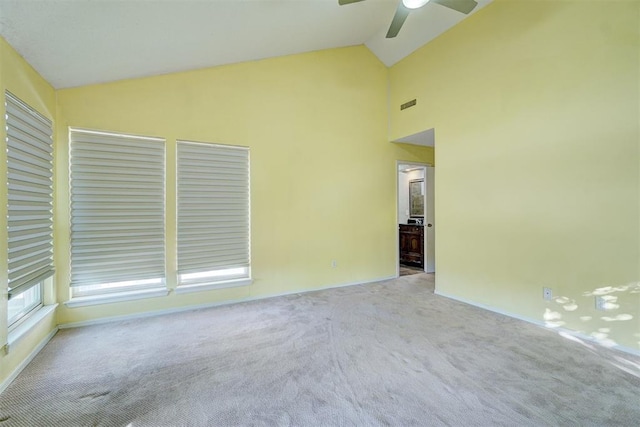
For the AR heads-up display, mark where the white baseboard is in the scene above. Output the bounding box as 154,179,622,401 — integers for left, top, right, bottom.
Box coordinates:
0,327,59,394
434,290,640,358
59,275,397,329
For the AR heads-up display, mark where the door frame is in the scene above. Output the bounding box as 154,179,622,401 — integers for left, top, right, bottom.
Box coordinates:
396,161,433,277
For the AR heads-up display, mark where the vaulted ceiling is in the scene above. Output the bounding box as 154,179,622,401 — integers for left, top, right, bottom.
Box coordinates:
0,0,492,89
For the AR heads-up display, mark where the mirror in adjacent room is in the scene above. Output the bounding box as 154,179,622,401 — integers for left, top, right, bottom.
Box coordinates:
409,178,424,217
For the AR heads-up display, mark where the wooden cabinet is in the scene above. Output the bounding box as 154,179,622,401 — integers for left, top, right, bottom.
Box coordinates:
399,224,424,268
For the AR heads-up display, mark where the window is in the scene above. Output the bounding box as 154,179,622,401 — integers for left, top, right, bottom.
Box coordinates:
5,91,54,328
69,129,166,298
8,282,42,328
176,140,250,291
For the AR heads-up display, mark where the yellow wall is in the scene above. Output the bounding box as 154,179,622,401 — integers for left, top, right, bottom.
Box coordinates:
390,0,640,350
55,45,433,324
0,37,57,385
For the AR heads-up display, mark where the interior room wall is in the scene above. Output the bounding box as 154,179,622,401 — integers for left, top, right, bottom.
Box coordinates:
389,0,640,350
54,45,434,324
0,36,57,388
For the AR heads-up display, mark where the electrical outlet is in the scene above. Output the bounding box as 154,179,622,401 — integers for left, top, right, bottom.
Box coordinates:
595,296,606,311
543,287,553,301
331,260,337,268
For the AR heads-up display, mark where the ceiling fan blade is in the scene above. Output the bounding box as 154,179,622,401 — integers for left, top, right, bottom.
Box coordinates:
338,0,366,5
386,3,411,38
432,0,478,14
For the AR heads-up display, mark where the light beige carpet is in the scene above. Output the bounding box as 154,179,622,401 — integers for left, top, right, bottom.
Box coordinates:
1,273,639,426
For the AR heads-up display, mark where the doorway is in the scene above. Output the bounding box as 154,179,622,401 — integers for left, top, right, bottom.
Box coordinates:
397,162,434,276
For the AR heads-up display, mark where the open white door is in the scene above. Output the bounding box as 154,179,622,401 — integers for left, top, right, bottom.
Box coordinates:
424,166,435,273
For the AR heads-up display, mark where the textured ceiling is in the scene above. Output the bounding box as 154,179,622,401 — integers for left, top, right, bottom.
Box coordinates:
0,0,492,89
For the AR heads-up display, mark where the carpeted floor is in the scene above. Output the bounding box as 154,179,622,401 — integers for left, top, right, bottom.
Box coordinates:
1,273,639,426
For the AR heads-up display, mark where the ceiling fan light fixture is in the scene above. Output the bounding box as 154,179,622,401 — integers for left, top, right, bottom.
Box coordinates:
402,0,430,9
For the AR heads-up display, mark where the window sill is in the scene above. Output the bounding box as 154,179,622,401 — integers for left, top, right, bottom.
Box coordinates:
6,304,58,353
175,278,253,295
65,287,169,308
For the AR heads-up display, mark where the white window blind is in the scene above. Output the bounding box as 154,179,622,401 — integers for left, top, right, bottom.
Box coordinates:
177,141,250,288
6,91,54,301
69,129,166,296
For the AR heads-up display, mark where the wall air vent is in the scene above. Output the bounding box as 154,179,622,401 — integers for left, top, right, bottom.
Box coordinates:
400,99,417,110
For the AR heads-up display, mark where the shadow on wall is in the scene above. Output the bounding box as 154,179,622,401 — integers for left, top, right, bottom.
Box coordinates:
542,282,640,378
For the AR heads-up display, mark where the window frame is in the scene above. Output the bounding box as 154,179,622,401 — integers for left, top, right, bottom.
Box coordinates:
8,281,44,331
5,91,54,329
175,140,252,293
68,128,167,300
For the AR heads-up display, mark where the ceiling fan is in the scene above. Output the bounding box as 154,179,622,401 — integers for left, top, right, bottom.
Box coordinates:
338,0,478,38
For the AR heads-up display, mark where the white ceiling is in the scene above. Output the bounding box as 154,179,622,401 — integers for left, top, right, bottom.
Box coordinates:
0,0,492,89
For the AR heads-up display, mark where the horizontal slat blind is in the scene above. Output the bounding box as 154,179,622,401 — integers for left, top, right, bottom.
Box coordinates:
6,91,54,298
69,129,165,288
177,141,250,281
